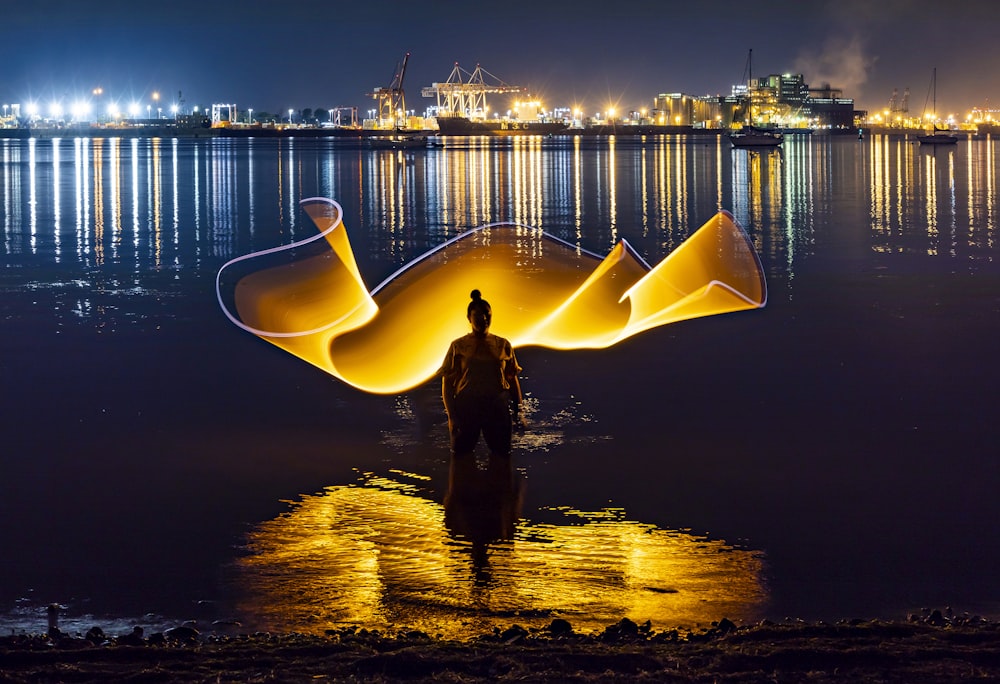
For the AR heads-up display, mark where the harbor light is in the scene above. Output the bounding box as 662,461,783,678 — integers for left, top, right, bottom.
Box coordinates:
49,101,63,119
289,108,294,124
129,102,140,117
70,100,90,121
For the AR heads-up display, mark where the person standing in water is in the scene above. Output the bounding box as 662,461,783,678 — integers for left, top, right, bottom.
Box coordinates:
440,289,523,459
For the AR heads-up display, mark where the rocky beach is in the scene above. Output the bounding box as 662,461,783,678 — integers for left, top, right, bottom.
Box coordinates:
3,610,999,682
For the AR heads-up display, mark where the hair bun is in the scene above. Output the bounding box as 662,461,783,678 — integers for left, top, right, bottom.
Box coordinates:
470,289,482,301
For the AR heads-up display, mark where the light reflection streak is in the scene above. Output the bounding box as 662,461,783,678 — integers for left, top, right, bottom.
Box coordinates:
74,139,84,262
131,139,140,253
608,137,617,243
232,472,768,638
28,139,36,253
924,151,939,255
92,139,104,266
948,148,957,257
781,137,813,283
52,139,62,261
1,142,11,253
172,139,180,253
152,139,162,268
989,136,996,252
110,138,122,261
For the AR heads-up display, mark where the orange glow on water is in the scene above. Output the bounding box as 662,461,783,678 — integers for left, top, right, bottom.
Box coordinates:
217,198,766,394
232,473,768,638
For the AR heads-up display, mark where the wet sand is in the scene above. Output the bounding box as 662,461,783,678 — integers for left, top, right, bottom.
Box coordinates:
3,612,999,682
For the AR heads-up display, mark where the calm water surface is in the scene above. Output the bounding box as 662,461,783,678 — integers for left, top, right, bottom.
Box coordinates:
1,134,998,636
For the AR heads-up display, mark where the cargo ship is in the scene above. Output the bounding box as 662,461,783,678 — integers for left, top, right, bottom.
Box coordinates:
435,114,569,136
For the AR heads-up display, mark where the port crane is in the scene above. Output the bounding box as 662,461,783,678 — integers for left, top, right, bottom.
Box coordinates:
330,106,358,128
421,64,524,118
369,53,410,129
888,88,910,121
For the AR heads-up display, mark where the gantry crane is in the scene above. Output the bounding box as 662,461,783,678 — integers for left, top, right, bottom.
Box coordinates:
421,63,524,118
369,53,410,129
888,87,910,120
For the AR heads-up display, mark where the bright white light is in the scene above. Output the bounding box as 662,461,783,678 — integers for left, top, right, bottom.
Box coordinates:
170,104,178,114
25,102,39,117
49,101,63,118
129,102,141,117
70,101,91,120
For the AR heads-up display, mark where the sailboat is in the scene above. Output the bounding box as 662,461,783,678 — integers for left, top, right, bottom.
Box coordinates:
729,49,783,148
917,68,958,145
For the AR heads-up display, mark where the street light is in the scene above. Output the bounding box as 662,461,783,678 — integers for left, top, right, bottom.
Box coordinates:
248,108,253,124
288,108,294,124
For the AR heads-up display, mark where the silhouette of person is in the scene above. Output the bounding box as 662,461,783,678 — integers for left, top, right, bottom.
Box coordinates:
440,289,523,460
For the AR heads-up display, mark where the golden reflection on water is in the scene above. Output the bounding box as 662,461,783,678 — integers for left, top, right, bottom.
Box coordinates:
869,134,998,258
232,470,768,639
5,133,1000,294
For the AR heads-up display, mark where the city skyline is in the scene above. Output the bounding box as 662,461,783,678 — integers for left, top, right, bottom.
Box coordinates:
2,0,998,118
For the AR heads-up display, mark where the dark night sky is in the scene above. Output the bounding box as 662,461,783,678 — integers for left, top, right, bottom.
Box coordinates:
2,0,998,117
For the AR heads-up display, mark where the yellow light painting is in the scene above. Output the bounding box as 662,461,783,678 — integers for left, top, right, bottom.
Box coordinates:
216,198,767,394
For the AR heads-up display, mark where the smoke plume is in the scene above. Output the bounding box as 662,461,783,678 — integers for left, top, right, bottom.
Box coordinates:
792,34,873,98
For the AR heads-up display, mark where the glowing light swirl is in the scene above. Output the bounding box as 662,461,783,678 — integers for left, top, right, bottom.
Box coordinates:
216,198,767,394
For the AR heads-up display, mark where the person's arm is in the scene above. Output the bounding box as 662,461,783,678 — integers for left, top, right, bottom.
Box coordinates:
506,345,524,427
441,344,458,427
442,374,456,420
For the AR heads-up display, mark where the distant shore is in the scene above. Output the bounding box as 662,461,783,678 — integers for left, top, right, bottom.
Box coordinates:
1,123,968,141
2,612,999,682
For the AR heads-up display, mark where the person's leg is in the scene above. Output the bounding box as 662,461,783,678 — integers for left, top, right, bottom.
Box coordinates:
450,395,482,458
482,393,513,458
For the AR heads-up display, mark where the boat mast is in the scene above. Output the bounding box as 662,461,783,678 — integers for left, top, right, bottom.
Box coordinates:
932,67,937,121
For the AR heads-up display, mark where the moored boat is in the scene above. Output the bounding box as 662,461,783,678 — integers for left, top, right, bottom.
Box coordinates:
728,49,783,149
367,134,429,149
730,124,783,148
918,68,958,146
